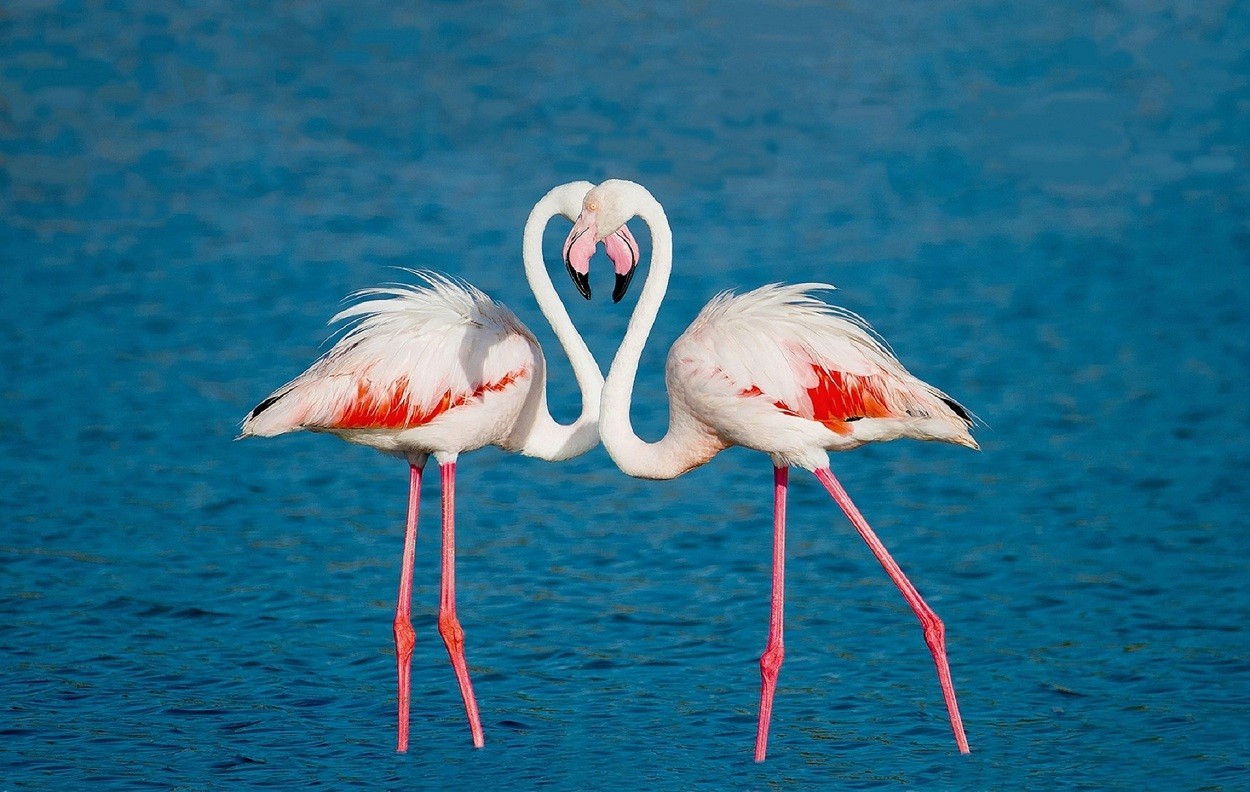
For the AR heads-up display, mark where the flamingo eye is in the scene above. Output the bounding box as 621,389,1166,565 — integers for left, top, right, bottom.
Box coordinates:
586,200,599,212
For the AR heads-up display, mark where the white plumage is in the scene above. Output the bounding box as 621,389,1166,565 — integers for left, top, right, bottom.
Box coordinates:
562,178,976,760
239,181,602,753
241,272,541,458
668,281,977,467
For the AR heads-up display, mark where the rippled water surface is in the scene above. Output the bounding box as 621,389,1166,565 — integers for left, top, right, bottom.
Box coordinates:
3,1,1248,789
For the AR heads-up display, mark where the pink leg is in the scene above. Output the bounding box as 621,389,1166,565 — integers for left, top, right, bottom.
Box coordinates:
755,465,788,762
437,461,485,748
813,467,970,754
393,460,424,753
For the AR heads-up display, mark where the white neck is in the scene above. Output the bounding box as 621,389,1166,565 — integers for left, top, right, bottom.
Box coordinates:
600,192,723,479
515,190,604,461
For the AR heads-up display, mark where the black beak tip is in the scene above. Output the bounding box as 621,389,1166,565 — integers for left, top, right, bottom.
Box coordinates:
565,259,592,300
612,269,636,304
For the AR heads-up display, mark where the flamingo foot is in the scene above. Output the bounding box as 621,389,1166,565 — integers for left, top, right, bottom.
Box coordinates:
813,467,970,754
437,460,485,749
917,611,970,754
754,465,789,762
393,460,423,753
439,613,485,748
755,638,785,761
394,615,415,753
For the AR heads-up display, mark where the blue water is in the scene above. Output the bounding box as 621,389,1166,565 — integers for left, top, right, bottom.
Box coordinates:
2,1,1248,788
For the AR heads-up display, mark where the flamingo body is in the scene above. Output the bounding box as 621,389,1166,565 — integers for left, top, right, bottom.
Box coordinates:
242,275,544,458
241,181,602,753
666,283,977,471
564,178,976,760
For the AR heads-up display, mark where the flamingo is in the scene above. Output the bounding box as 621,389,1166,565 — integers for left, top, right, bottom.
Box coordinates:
239,181,608,752
563,179,977,761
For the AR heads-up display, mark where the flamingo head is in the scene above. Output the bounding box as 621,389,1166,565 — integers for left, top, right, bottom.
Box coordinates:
562,180,642,303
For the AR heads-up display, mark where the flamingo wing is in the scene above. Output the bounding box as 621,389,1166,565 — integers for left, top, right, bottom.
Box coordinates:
242,273,536,438
745,367,898,434
671,283,972,436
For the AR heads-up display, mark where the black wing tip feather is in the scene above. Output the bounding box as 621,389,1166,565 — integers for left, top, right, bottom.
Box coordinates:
247,392,285,421
941,395,975,426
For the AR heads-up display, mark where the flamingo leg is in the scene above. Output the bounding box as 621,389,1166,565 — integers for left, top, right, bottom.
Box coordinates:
437,461,486,748
812,467,970,754
393,458,425,753
755,465,789,762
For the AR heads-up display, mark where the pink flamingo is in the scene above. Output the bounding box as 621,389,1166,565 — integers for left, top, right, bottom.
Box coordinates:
240,181,608,752
563,179,977,760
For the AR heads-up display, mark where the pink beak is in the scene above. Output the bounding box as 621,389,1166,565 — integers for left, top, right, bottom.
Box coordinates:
562,209,598,299
562,208,641,303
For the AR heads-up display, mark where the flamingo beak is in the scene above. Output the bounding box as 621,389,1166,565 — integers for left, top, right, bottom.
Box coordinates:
563,207,641,303
563,209,597,300
603,224,640,304
566,261,592,301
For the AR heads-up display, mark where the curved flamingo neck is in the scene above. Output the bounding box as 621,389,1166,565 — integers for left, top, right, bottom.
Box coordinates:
600,193,721,480
515,186,604,461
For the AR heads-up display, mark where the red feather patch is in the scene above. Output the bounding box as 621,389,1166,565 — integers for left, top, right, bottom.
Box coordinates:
741,366,896,435
805,367,894,433
330,368,527,429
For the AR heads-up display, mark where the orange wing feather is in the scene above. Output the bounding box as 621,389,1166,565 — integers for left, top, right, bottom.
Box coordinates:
329,368,527,430
742,365,897,435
